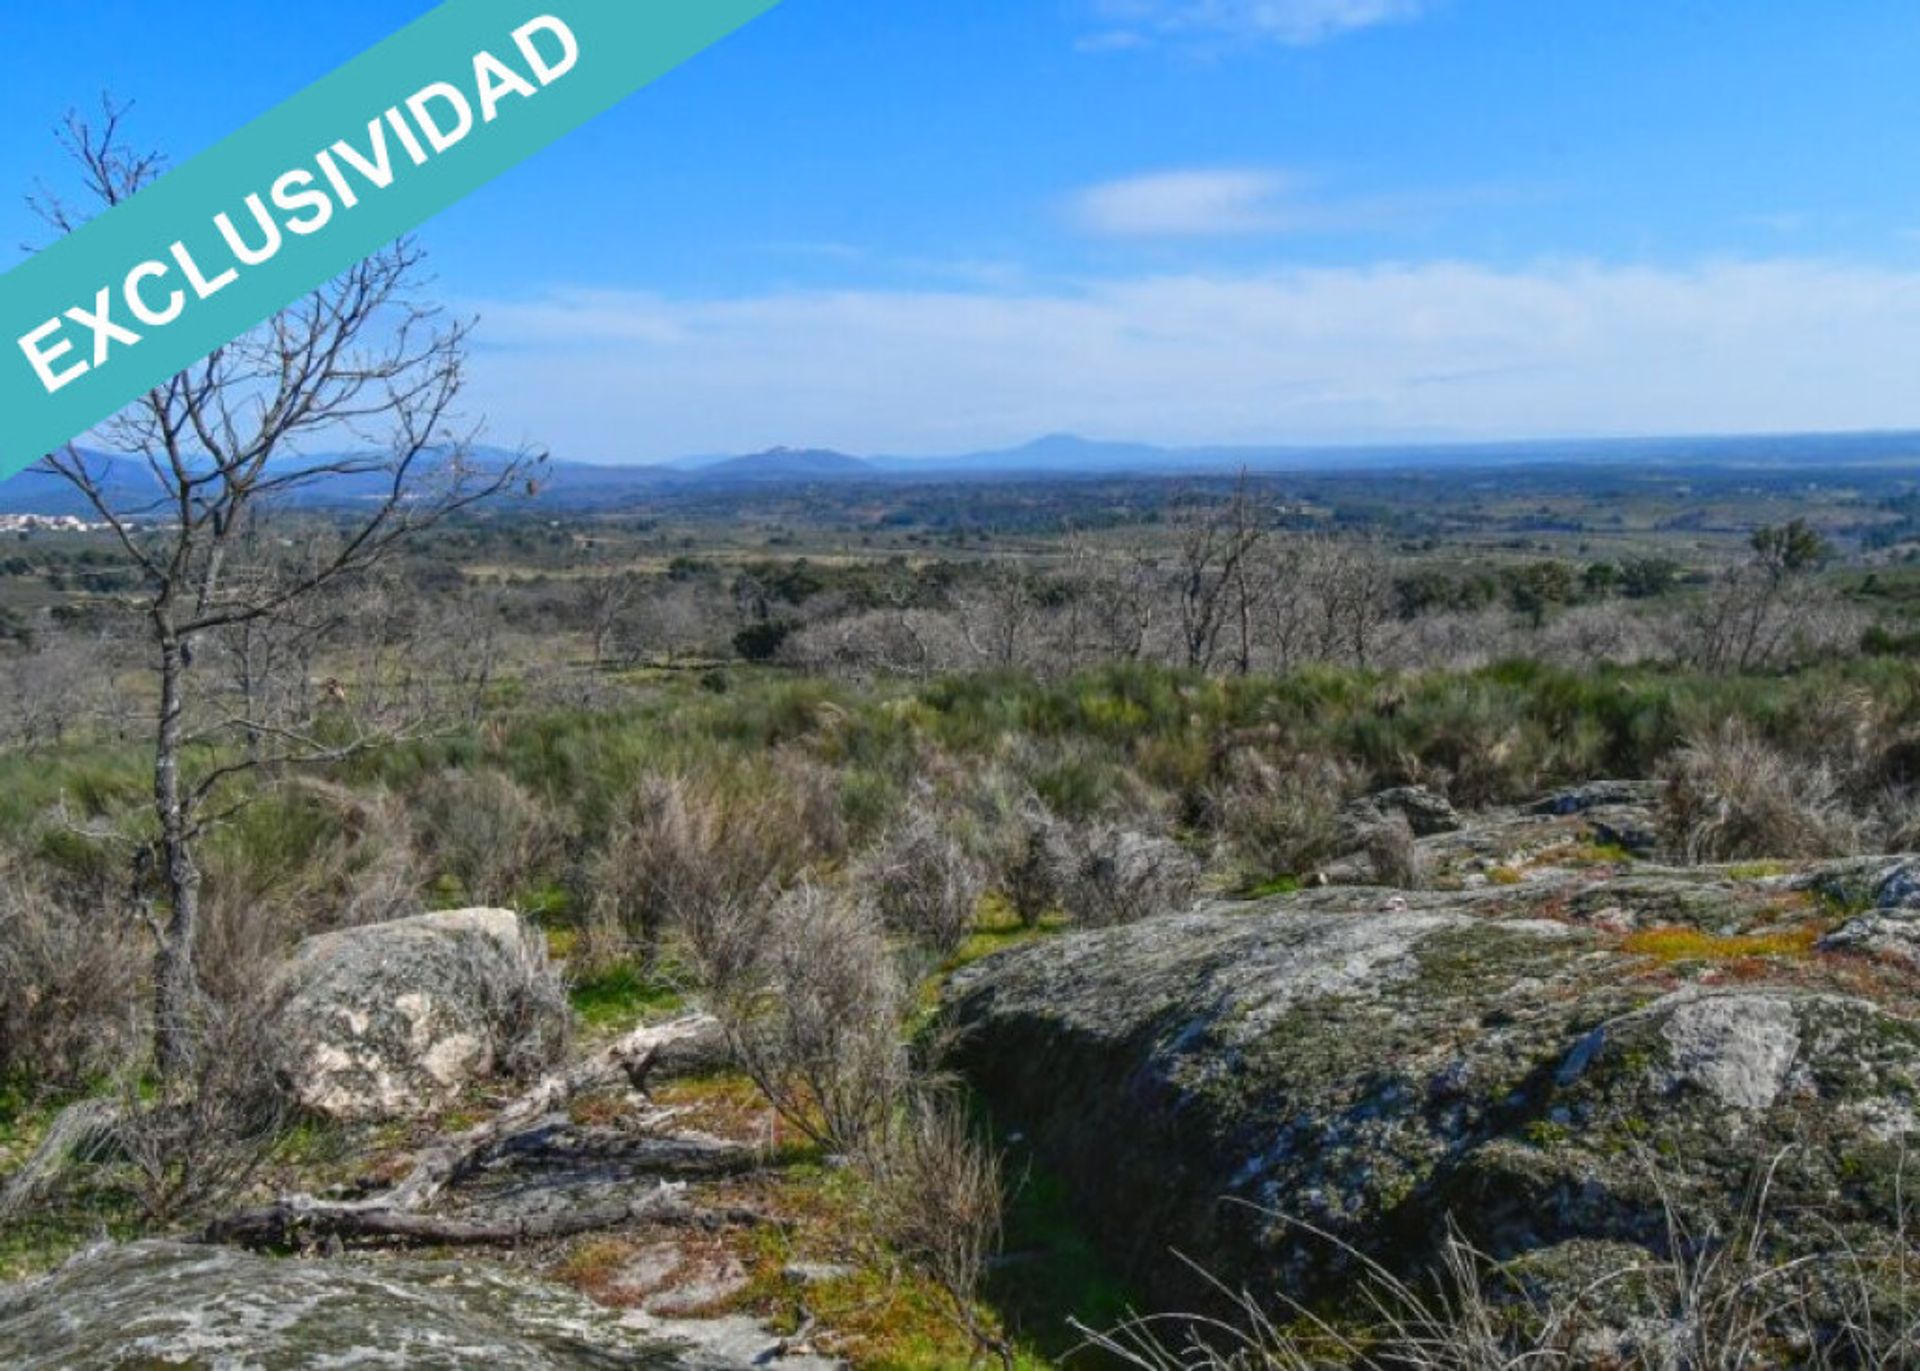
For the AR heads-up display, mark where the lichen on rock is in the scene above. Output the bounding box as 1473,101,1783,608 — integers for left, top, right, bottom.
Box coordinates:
268,906,569,1121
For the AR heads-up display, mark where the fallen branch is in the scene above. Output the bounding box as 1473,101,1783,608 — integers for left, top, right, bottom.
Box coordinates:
204,1013,734,1247
208,1180,777,1249
380,1012,725,1211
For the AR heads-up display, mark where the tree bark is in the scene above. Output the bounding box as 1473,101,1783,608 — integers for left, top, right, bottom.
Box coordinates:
152,629,202,1076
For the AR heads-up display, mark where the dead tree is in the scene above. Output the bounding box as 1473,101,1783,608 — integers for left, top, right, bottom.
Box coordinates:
32,103,537,1073
1175,473,1266,674
584,568,641,671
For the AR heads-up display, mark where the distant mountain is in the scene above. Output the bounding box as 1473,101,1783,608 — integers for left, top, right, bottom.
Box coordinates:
7,429,1920,517
0,452,157,519
689,447,874,482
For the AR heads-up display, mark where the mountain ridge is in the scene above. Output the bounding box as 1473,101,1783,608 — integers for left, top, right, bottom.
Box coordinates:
6,428,1920,516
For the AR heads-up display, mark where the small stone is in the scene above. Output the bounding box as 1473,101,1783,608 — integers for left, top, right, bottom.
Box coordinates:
782,1262,856,1287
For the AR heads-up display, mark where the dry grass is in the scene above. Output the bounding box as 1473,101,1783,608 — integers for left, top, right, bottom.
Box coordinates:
861,1090,1013,1368
0,856,141,1089
1663,721,1861,864
114,995,288,1223
1079,1184,1920,1370
412,766,557,906
1054,824,1201,928
1207,750,1354,886
590,772,792,978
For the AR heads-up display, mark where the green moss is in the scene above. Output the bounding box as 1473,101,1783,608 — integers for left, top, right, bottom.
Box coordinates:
1522,1119,1572,1149
1243,874,1304,899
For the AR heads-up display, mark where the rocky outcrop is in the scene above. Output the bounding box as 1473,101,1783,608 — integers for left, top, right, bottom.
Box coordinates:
0,1242,837,1369
1340,784,1462,838
269,907,569,1121
949,876,1920,1314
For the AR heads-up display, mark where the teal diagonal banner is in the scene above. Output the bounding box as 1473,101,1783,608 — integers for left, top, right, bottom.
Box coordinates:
0,0,783,478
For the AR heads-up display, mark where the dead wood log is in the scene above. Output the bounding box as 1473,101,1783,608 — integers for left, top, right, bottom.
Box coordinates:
207,1180,777,1249
205,1014,743,1249
373,1012,724,1211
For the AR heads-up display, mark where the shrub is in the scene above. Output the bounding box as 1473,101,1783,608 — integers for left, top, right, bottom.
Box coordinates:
860,806,988,956
997,804,1062,929
481,921,573,1082
1663,722,1860,863
588,772,794,975
1054,824,1200,928
412,767,558,906
0,856,141,1089
718,882,905,1153
1207,750,1353,884
861,1089,1010,1368
115,995,288,1222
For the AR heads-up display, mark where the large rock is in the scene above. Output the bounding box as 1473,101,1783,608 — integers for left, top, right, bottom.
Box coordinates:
948,888,1920,1314
0,1242,833,1369
1448,988,1920,1259
1340,785,1462,838
270,907,569,1121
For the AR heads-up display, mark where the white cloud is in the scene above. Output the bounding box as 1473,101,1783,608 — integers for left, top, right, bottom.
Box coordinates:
1088,0,1430,50
1072,169,1302,237
463,259,1920,460
1069,169,1533,239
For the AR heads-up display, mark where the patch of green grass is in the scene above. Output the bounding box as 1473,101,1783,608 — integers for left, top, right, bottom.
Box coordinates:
1242,874,1304,899
1557,841,1635,867
1522,1119,1573,1150
0,1191,142,1282
942,902,1066,976
989,1156,1135,1365
569,962,688,1032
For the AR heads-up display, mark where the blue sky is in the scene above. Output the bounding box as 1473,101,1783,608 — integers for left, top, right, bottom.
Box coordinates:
6,1,1920,460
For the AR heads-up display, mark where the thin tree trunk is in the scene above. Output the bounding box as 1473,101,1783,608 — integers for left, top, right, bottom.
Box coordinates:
153,631,202,1076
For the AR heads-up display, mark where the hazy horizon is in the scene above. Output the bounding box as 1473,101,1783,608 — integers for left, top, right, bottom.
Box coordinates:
10,3,1920,459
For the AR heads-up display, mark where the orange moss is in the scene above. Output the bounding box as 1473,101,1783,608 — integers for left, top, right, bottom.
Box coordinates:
1622,924,1822,962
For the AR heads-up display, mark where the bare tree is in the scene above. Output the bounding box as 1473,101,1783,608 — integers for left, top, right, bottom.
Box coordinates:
956,563,1043,671
584,568,641,671
1684,520,1835,675
31,103,536,1071
1174,474,1266,674
1059,532,1156,668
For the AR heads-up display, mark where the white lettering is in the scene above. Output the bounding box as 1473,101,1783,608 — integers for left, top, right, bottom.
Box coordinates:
19,318,86,394
474,50,538,122
386,107,430,165
124,261,185,328
170,241,239,300
271,169,334,235
213,193,283,268
331,119,397,191
513,16,579,85
314,150,359,209
406,82,475,154
65,287,142,366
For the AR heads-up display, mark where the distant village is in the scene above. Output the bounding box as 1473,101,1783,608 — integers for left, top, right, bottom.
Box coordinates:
0,514,113,535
